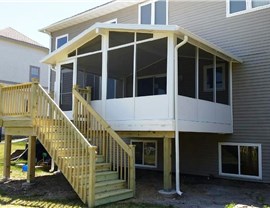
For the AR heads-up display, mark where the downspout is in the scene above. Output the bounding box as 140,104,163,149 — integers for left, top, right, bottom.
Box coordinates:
174,35,188,196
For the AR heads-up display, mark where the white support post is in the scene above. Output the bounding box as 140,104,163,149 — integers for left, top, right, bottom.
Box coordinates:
195,47,199,99
229,61,233,130
101,31,109,118
167,34,176,119
213,55,217,103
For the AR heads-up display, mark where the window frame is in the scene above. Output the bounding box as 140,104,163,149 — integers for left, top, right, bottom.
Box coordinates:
29,65,40,82
218,142,262,180
137,73,167,96
226,0,270,17
138,0,168,25
203,63,226,92
55,34,68,49
131,140,158,168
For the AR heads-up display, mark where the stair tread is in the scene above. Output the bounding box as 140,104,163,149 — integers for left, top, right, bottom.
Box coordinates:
95,189,133,200
68,162,110,168
95,179,125,187
96,171,117,176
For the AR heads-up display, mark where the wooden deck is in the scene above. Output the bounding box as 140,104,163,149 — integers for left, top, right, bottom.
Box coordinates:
0,82,136,207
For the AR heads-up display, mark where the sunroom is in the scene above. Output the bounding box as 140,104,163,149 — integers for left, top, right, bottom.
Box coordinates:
43,23,241,134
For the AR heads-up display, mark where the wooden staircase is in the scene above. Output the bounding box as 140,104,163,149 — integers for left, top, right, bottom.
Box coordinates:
0,81,135,207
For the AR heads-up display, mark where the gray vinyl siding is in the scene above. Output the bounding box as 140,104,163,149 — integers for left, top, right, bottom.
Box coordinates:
51,4,138,51
49,0,270,182
169,0,270,182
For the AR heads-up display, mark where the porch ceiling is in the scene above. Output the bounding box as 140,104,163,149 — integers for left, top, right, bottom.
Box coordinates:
41,23,242,66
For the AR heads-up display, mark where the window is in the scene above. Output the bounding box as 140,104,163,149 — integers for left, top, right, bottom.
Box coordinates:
203,64,225,92
139,0,167,25
77,53,102,101
56,34,68,49
136,37,167,97
137,75,166,96
29,66,40,81
131,140,157,168
219,143,262,179
107,45,134,99
227,0,270,16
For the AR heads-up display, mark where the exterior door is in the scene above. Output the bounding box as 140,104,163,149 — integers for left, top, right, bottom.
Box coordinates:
58,62,74,118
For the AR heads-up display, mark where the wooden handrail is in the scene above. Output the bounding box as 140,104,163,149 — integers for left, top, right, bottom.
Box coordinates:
1,81,96,205
73,87,135,193
73,89,132,156
34,84,96,204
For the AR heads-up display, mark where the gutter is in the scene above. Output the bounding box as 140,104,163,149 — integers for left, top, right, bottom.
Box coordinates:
174,35,188,196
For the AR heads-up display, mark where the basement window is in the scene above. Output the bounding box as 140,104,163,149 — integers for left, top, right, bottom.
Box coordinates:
219,143,262,179
131,140,157,168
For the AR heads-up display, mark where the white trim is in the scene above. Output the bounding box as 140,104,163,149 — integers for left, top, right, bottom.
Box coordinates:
131,140,158,168
195,47,199,99
218,142,262,180
213,56,216,103
138,0,168,25
102,31,109,117
226,0,270,17
55,34,68,49
229,62,233,129
41,23,242,65
57,59,75,119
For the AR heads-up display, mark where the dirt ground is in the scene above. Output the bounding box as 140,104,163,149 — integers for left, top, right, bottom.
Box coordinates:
1,169,270,208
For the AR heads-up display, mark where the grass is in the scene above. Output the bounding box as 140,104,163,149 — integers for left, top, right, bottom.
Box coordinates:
0,140,172,207
0,140,28,179
225,203,236,208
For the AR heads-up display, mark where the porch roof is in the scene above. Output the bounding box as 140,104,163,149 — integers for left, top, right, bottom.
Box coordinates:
41,23,242,65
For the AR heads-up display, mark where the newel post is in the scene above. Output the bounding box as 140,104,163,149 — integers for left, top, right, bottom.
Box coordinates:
86,86,92,104
31,78,39,119
88,146,97,207
129,145,136,195
73,85,79,123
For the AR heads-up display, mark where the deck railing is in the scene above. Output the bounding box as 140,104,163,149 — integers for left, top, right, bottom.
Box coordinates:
73,86,135,193
0,83,32,117
0,81,97,206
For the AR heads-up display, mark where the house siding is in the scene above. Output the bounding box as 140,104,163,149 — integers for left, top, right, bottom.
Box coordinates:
0,38,49,88
169,0,270,182
47,0,270,182
51,4,138,51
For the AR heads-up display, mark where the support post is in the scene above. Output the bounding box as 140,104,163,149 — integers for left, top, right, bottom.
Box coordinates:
88,146,97,208
73,85,79,124
3,135,12,180
129,145,136,195
163,137,172,191
31,79,39,119
27,136,36,183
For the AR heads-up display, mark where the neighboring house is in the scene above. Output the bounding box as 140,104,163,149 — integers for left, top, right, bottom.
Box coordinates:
39,0,270,188
0,27,49,87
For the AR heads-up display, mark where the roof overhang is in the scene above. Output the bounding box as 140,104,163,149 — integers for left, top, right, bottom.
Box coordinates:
39,0,145,34
41,23,242,65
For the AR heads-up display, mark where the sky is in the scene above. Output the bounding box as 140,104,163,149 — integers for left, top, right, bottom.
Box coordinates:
0,0,111,48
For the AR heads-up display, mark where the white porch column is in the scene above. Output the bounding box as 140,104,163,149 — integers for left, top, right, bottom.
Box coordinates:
167,34,176,119
101,31,109,118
